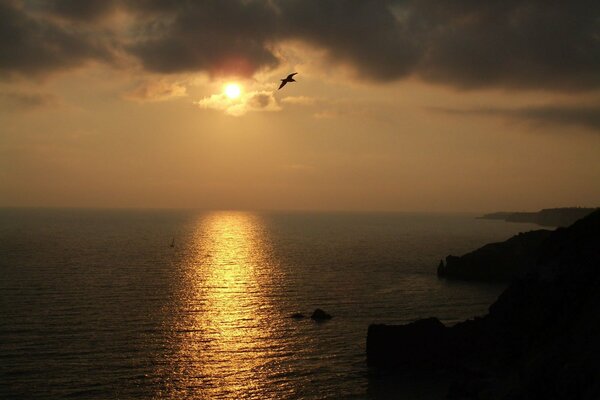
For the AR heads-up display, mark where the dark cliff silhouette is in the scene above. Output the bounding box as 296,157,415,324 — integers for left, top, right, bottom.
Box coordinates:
479,207,597,227
438,229,552,281
368,210,600,399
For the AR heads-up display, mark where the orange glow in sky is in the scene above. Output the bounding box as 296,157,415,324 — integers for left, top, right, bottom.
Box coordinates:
1,1,599,212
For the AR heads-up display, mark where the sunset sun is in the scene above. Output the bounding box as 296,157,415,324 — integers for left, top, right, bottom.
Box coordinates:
224,83,241,99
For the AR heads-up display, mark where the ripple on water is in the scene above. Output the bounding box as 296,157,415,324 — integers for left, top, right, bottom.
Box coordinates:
0,209,538,398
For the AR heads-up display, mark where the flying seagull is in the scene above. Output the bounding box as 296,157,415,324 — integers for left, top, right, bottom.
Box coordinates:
278,72,298,90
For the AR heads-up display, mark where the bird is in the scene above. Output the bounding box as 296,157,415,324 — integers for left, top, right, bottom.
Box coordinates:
278,72,298,90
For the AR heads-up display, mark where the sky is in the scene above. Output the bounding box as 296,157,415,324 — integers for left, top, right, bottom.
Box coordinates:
1,0,599,212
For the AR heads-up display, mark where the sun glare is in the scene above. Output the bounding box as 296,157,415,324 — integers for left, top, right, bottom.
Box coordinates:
224,83,241,99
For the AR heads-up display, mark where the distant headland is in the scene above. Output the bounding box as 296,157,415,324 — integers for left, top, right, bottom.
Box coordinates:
478,207,598,227
437,206,599,281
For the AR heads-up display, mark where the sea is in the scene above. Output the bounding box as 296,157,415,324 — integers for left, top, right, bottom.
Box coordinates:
0,209,541,399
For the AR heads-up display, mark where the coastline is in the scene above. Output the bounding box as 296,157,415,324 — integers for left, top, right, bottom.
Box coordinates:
367,210,600,398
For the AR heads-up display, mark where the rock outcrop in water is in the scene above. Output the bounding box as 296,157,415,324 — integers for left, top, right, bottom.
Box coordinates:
479,207,597,227
368,210,600,399
438,229,552,281
311,308,332,321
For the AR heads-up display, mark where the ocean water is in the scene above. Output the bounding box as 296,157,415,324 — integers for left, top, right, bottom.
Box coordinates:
0,209,541,399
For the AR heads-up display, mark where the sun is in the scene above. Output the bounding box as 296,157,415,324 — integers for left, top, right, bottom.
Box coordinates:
224,83,241,99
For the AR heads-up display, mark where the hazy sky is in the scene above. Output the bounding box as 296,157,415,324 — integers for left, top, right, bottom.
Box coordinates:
1,0,599,212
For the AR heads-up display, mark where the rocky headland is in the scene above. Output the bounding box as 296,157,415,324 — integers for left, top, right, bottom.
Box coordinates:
478,207,597,227
368,210,600,399
437,229,552,281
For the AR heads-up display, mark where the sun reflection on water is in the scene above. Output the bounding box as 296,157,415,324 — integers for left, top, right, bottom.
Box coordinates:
164,211,283,399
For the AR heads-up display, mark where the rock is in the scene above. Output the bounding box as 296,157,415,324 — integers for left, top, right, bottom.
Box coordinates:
367,318,450,369
368,210,600,399
290,313,305,319
437,259,445,275
310,308,332,321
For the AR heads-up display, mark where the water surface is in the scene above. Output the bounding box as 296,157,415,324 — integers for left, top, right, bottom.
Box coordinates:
0,209,541,398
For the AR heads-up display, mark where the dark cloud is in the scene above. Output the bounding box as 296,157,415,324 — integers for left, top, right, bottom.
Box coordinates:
2,0,599,90
433,104,600,132
277,0,419,80
126,0,600,89
128,1,280,76
508,105,600,131
409,0,600,90
41,0,118,22
0,1,113,77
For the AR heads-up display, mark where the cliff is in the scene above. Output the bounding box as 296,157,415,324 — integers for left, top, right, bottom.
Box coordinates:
368,210,600,399
437,229,552,281
479,207,597,227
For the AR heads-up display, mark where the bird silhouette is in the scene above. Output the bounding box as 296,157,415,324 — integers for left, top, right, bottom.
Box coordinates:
278,72,298,90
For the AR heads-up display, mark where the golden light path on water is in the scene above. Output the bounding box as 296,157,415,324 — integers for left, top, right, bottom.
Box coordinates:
162,211,289,399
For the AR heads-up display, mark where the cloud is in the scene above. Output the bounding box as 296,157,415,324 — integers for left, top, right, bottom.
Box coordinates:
2,0,599,91
124,0,600,90
433,104,600,132
0,90,59,111
407,0,600,90
0,1,114,78
513,106,600,131
281,95,385,120
40,0,119,22
127,1,280,77
195,90,280,116
277,1,419,81
124,79,187,102
280,96,318,106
